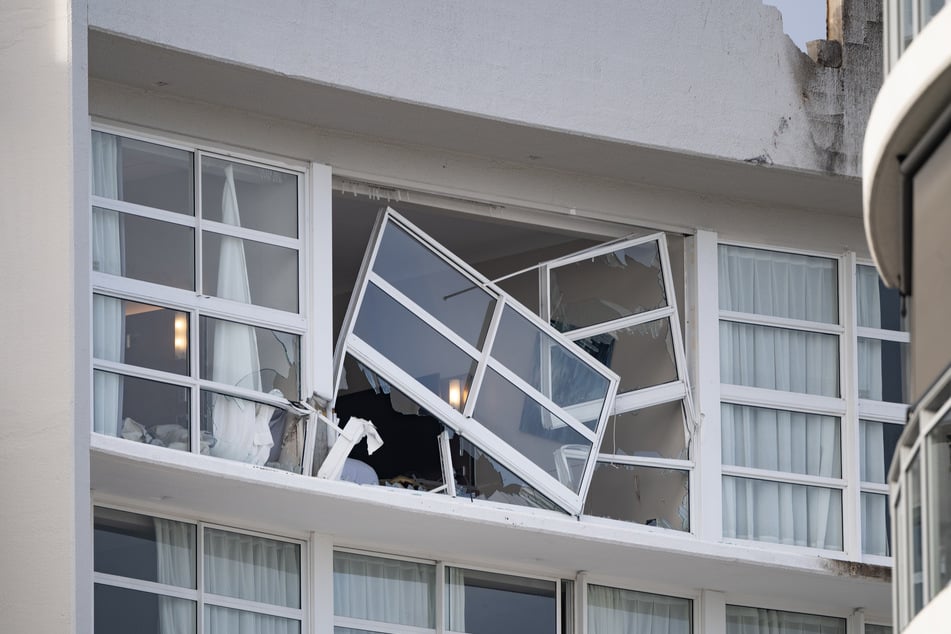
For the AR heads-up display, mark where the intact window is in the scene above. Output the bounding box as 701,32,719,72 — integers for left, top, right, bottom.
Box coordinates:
90,129,309,473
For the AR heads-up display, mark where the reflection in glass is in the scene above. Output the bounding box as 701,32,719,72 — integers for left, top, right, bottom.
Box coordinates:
334,551,435,628
94,507,196,587
858,338,907,403
862,492,891,556
199,316,300,399
92,131,194,215
372,223,495,348
451,435,560,511
205,605,300,634
445,568,555,634
202,157,298,238
491,306,609,408
574,319,677,393
718,245,838,324
473,368,592,491
93,370,192,449
200,391,301,470
928,416,951,596
204,528,301,608
93,208,195,290
588,585,691,634
584,463,689,531
726,605,844,634
93,295,189,376
722,476,842,550
600,401,688,460
95,584,196,634
550,241,667,331
203,232,298,312
354,283,478,404
720,322,840,397
860,420,903,484
721,404,841,478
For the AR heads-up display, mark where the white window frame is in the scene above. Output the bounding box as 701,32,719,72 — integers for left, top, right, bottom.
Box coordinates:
92,503,309,630
538,232,696,532
330,208,620,514
717,240,850,555
89,123,326,473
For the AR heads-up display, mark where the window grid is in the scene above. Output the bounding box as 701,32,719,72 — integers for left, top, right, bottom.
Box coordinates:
90,126,309,468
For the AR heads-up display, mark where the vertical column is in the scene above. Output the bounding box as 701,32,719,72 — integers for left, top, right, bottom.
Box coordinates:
700,589,727,634
312,532,335,634
0,0,89,632
692,230,723,542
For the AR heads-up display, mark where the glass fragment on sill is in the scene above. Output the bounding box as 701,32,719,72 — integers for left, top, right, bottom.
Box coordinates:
584,463,689,531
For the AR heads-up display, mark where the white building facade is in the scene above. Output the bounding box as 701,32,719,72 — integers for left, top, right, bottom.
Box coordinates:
1,1,900,633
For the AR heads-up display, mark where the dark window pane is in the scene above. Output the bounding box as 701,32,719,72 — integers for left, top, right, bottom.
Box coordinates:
858,338,908,403
94,507,196,586
93,295,189,376
93,208,194,290
93,371,192,450
446,568,555,634
575,319,678,393
95,584,196,634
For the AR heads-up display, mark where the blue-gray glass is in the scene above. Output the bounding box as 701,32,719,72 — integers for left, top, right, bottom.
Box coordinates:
204,528,301,608
857,265,904,330
93,208,195,290
354,283,478,405
372,223,495,349
472,368,592,492
585,463,690,531
491,305,609,410
94,370,191,448
95,584,195,634
93,296,189,376
860,420,903,483
719,322,840,397
453,436,560,511
445,568,556,634
575,319,677,394
201,157,298,238
600,401,687,460
858,338,908,403
94,507,195,587
202,232,298,313
205,606,300,634
92,131,194,215
549,240,667,332
199,316,300,399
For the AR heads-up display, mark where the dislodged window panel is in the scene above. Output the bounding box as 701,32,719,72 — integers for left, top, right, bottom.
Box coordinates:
541,233,695,530
330,209,619,514
90,130,309,474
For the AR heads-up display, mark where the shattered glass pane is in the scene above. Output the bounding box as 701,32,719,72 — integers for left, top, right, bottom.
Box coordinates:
585,463,689,531
572,318,678,393
599,401,688,460
373,222,495,348
550,240,667,331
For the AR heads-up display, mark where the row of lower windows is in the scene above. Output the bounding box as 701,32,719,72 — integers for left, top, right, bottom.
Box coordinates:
89,126,908,556
94,506,889,634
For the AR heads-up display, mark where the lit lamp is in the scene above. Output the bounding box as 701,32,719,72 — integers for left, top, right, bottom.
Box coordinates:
448,378,463,411
173,313,188,359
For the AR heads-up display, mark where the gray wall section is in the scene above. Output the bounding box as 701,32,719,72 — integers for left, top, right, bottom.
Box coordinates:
0,0,90,632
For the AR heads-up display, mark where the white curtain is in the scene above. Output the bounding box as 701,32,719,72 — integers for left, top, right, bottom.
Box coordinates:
92,132,124,436
726,605,845,634
719,248,842,550
155,518,196,634
209,165,273,464
446,567,467,632
204,529,301,634
587,585,690,634
333,551,435,629
857,265,884,401
861,420,890,555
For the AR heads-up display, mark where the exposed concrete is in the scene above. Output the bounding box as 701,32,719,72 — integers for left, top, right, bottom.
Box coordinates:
87,0,880,179
808,39,843,67
0,0,90,632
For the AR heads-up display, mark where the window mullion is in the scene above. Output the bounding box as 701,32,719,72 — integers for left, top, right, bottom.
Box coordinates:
563,306,675,340
721,465,847,490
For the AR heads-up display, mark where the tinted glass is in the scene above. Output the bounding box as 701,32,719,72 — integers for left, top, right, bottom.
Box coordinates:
202,157,298,238
95,584,195,634
585,463,689,531
94,507,196,586
93,208,194,290
445,568,556,634
93,295,189,376
203,232,298,312
599,401,688,460
857,264,904,330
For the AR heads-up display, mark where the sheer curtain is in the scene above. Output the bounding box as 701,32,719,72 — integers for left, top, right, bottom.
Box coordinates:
204,528,301,634
857,265,884,401
155,518,196,634
726,605,845,634
333,551,435,629
210,165,273,464
587,585,690,634
719,247,841,550
445,567,466,632
92,132,124,436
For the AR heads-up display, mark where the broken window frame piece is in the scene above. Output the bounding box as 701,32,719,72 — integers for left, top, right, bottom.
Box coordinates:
540,232,696,528
328,208,620,514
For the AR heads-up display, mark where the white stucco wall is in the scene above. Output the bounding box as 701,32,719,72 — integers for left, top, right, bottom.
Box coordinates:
0,0,90,632
88,0,867,176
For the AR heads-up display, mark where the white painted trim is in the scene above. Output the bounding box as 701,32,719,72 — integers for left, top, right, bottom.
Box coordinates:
721,465,847,490
595,455,693,470
563,306,676,341
857,326,911,343
335,616,435,634
719,384,847,416
312,533,334,634
93,572,198,601
200,218,301,251
613,381,687,413
700,589,727,634
309,162,334,402
91,195,197,226
718,310,843,335
858,400,910,421
544,231,668,268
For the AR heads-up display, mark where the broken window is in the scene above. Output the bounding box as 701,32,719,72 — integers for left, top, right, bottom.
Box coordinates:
327,209,619,514
322,202,694,525
540,234,695,530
